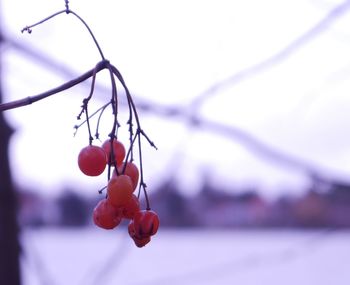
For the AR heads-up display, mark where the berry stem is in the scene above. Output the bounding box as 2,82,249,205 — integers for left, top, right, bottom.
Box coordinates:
79,63,99,144
137,132,150,210
104,63,120,179
83,100,94,145
74,102,110,137
126,100,134,162
110,65,142,129
98,185,107,195
110,64,157,209
123,133,138,172
95,103,110,139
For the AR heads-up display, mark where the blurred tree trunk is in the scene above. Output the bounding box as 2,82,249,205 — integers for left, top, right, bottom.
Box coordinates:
0,15,22,285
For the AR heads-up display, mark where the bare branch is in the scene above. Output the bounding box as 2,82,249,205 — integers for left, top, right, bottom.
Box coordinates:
0,60,109,111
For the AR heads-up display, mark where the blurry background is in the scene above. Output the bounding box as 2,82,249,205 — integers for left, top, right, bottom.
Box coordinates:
1,0,350,284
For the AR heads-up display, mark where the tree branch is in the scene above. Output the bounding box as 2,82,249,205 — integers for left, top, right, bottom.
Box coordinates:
0,60,109,112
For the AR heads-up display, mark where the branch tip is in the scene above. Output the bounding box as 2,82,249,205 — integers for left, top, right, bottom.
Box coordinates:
21,27,32,34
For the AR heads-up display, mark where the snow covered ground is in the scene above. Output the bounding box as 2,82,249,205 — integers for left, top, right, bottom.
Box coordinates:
21,228,350,285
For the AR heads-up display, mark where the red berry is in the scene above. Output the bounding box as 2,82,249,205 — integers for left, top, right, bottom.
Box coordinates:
133,210,160,238
78,145,107,176
121,194,140,219
116,162,139,190
128,221,151,247
102,139,126,166
93,199,122,229
107,175,134,207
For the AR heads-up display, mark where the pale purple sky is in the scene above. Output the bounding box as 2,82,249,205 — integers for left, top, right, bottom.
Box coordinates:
2,0,350,198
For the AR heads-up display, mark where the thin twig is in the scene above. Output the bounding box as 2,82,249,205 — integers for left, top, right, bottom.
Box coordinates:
21,10,67,34
137,131,150,210
74,102,110,137
95,102,111,139
21,8,105,60
67,10,105,60
65,0,70,12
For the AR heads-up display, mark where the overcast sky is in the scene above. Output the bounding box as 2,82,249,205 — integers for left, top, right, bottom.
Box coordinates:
2,0,350,198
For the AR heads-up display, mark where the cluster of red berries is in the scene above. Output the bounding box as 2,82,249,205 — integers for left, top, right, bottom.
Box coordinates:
15,0,159,248
77,138,159,247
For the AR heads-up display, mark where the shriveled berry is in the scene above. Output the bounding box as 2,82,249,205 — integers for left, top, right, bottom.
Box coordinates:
128,221,151,247
133,210,160,238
